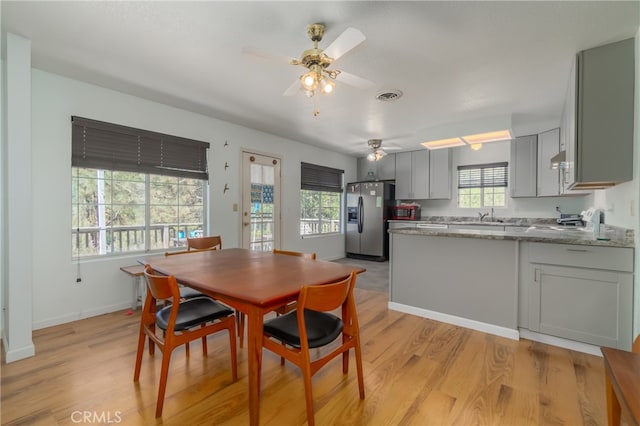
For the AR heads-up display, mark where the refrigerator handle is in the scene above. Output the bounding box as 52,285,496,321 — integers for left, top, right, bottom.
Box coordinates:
358,196,363,233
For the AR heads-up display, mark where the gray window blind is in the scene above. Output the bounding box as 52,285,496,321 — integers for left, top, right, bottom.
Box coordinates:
458,162,508,188
71,116,209,180
301,162,344,193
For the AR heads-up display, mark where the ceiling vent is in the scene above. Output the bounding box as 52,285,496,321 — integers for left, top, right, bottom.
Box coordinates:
375,90,403,102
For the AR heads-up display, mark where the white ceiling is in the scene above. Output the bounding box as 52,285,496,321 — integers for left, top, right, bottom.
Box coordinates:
2,1,638,157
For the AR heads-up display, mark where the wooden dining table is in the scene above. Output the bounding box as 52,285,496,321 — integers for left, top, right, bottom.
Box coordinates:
601,346,640,426
139,248,365,425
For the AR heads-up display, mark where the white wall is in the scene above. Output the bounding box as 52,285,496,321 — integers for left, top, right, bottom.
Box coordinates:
410,141,593,219
30,68,357,330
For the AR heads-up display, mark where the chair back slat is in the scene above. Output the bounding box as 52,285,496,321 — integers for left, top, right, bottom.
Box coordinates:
299,273,353,313
187,236,222,251
143,265,179,301
273,248,316,260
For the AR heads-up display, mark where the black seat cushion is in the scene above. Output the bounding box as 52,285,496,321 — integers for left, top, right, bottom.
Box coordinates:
264,309,343,349
179,286,208,299
156,297,233,331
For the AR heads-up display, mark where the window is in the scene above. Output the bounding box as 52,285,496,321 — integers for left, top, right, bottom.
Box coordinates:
300,162,343,236
457,162,508,208
71,116,209,257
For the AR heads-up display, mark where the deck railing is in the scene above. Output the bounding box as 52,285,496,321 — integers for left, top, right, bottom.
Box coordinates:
72,223,203,256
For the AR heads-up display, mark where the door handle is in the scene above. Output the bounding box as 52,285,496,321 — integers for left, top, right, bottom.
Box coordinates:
243,221,250,227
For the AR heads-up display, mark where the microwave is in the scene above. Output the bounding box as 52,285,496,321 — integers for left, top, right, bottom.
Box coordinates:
392,205,420,220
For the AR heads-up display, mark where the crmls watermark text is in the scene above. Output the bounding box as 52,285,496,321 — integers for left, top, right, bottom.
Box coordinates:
70,411,122,424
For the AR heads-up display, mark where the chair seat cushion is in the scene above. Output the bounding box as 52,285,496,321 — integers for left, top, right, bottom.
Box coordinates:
264,309,343,349
156,297,233,331
179,286,208,299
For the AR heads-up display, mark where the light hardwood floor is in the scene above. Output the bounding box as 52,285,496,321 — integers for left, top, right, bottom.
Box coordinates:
1,287,606,425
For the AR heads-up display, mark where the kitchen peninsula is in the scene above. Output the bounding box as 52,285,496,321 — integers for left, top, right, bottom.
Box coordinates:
388,222,634,353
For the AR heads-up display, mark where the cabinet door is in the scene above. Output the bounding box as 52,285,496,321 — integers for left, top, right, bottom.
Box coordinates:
428,149,451,199
510,134,537,197
562,56,577,191
395,152,412,199
377,153,396,180
357,157,374,181
528,264,632,349
411,150,430,199
537,128,560,196
576,38,634,185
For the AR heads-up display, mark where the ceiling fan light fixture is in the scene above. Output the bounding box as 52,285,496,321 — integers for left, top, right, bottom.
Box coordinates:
366,152,377,161
301,71,317,89
320,77,335,94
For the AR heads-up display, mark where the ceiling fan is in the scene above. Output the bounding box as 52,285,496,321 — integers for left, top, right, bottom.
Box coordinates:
243,23,374,116
366,139,401,161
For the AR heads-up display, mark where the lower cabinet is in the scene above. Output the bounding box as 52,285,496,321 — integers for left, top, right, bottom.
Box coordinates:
524,242,633,349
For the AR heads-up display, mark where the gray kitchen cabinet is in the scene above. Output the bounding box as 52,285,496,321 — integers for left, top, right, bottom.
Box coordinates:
428,148,451,199
357,153,396,181
563,37,635,190
357,157,374,181
525,242,633,349
510,134,537,197
395,150,430,199
537,128,561,196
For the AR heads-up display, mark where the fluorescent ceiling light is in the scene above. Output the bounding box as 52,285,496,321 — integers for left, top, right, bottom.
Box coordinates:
420,137,466,150
462,129,512,144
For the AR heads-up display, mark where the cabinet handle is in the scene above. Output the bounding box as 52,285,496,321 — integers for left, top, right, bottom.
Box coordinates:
534,268,540,283
566,248,589,253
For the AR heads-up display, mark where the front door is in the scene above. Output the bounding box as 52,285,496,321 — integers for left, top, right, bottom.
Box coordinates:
241,151,281,251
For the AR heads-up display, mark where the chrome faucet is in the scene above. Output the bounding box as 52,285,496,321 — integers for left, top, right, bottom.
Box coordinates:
478,212,489,222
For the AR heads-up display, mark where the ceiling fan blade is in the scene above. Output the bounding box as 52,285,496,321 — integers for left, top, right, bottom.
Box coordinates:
323,27,365,61
242,46,297,65
283,79,301,96
334,71,375,89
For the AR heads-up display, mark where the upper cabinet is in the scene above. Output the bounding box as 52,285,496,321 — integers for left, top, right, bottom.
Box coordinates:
537,128,561,196
396,149,451,200
428,149,452,199
395,150,429,199
562,37,635,190
510,134,538,198
357,153,396,181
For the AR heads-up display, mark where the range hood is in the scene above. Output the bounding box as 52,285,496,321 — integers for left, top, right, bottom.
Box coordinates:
549,150,566,170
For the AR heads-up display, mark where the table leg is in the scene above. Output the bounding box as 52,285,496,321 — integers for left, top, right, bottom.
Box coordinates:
605,373,621,426
247,306,264,426
131,276,138,310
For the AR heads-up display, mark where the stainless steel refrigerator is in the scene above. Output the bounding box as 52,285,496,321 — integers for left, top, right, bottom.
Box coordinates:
345,181,395,261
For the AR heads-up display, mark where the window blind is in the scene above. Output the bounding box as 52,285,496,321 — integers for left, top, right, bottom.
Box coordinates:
458,162,508,189
71,116,210,180
301,162,344,193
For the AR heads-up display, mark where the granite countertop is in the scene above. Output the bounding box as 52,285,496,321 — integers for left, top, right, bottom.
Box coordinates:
388,216,634,248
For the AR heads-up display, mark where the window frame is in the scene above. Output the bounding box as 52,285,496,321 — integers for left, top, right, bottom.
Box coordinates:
72,167,208,259
457,162,508,209
299,162,344,237
71,117,210,259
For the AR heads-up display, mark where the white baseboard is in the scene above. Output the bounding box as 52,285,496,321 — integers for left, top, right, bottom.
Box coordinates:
32,301,133,330
2,332,35,363
518,328,602,356
388,302,519,341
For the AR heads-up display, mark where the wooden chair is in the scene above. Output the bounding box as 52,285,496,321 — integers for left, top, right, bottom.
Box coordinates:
272,249,316,315
133,265,238,418
187,235,222,251
262,271,364,426
235,249,317,350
